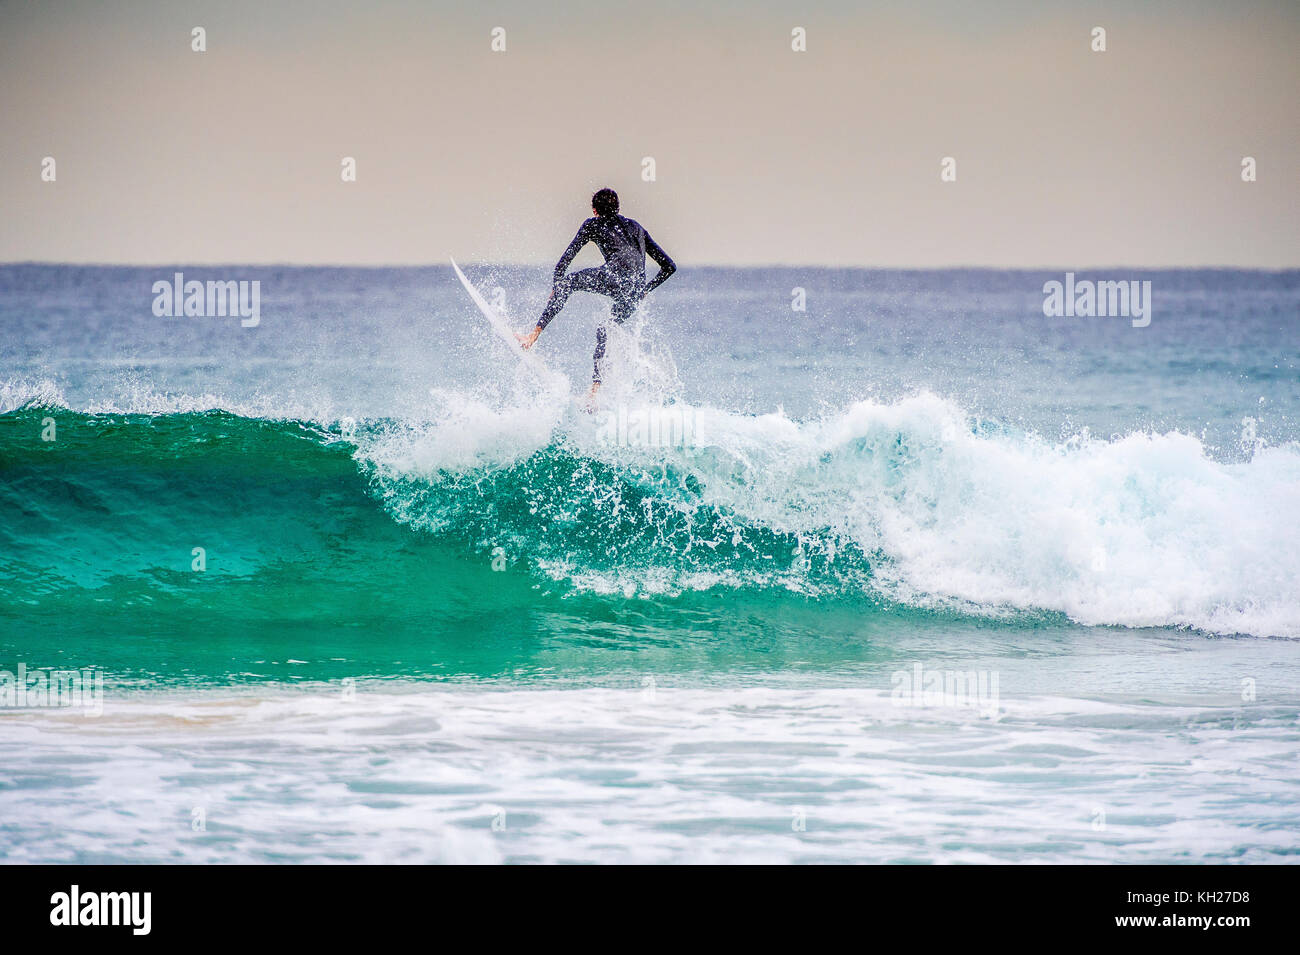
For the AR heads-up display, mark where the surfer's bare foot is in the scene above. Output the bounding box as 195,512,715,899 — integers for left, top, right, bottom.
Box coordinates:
583,382,601,412
516,325,541,350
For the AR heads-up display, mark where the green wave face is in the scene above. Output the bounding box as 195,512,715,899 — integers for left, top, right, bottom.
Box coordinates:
0,409,909,686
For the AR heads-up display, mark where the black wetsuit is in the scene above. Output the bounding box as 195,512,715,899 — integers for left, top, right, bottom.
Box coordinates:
536,215,675,382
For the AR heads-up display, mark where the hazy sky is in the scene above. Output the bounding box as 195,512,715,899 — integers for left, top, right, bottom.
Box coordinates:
2,0,1297,267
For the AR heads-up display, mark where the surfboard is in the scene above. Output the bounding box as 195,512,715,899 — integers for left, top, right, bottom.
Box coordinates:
450,257,552,376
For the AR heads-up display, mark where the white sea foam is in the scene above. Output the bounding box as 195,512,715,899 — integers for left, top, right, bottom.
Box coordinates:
0,378,69,413
734,395,1300,637
361,383,1300,638
691,392,1300,638
1,679,1296,864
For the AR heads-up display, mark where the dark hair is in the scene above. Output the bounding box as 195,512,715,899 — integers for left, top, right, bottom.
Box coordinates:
591,188,619,217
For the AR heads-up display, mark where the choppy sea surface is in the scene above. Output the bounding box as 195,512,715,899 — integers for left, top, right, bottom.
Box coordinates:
1,264,1297,863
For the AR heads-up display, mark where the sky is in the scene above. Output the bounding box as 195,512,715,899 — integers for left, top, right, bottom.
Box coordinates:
1,0,1297,267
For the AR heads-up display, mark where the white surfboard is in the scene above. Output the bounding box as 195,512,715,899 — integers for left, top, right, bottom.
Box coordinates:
450,257,552,377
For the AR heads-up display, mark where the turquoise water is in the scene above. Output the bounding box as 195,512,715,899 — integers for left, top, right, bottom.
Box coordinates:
1,265,1298,862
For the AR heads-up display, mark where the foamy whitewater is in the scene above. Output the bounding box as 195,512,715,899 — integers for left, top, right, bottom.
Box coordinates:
1,264,1298,862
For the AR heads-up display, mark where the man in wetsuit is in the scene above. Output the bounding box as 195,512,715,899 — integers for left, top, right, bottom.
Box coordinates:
516,187,675,398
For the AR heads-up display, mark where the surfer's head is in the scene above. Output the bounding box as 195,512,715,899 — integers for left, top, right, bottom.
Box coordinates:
591,188,619,218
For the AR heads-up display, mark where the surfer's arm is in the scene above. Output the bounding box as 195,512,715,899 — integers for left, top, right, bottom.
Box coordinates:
518,223,594,348
552,221,593,281
526,279,567,341
642,231,676,294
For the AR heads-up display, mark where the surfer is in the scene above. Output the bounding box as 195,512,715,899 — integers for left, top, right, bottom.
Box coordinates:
516,188,675,399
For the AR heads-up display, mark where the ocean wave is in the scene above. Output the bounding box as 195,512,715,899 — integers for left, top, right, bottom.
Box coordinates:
3,388,1298,638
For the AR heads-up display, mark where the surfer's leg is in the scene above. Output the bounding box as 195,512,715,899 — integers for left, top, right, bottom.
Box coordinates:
537,268,609,330
592,324,607,383
593,287,639,383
